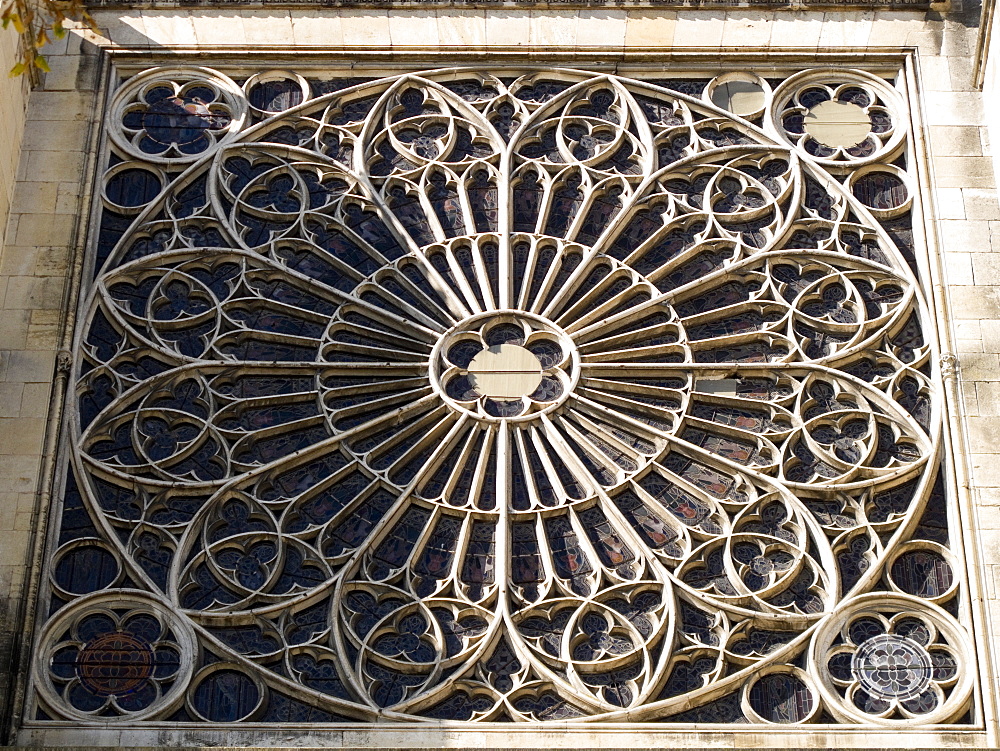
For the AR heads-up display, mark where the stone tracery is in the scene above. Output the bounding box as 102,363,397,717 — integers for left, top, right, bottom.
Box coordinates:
32,65,971,726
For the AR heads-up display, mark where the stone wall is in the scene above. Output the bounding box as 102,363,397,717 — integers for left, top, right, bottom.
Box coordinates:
0,15,41,741
3,2,1000,746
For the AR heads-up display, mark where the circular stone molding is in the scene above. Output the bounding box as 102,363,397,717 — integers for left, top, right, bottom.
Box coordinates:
431,311,579,421
809,593,972,725
108,67,248,164
36,591,196,722
768,70,905,171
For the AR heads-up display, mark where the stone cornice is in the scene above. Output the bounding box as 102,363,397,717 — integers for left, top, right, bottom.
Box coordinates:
83,0,933,9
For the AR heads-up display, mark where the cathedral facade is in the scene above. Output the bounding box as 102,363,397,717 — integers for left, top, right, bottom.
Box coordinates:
2,0,1000,746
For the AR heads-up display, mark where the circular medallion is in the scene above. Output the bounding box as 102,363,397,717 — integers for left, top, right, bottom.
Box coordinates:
77,631,155,696
852,634,933,701
37,591,195,721
432,312,578,421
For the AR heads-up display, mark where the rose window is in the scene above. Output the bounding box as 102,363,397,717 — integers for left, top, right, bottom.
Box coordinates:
32,66,973,728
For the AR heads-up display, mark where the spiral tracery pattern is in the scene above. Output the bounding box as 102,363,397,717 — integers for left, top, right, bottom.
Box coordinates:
33,66,972,726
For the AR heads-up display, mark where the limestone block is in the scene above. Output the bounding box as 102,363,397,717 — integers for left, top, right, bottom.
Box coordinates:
339,10,392,47
55,182,82,215
0,349,55,383
0,495,17,530
0,453,42,493
935,187,966,219
12,212,76,249
961,380,979,414
388,11,440,47
190,11,248,46
940,18,971,57
721,13,773,47
0,383,23,418
976,506,1000,532
27,308,61,349
485,11,531,47
955,318,982,351
982,319,1000,354
943,250,974,285
0,308,29,349
22,120,88,154
10,181,59,214
2,275,63,311
141,11,198,47
624,11,676,47
819,11,873,48
919,55,954,92
938,218,992,253
576,10,628,47
989,565,1000,601
976,382,1000,416
89,11,149,47
933,156,996,189
948,54,977,92
0,417,45,456
906,28,944,55
33,247,72,277
37,52,83,94
960,352,1000,381
949,284,1000,319
13,510,32,532
978,511,1000,560
290,12,344,46
672,11,725,48
18,382,51,419
868,10,929,46
529,11,577,47
973,452,1000,486
23,90,93,122
925,91,986,127
3,214,19,247
962,188,1000,220
240,12,295,46
0,244,41,278
929,125,983,158
977,486,1000,506
436,11,487,47
0,531,28,565
973,253,1000,285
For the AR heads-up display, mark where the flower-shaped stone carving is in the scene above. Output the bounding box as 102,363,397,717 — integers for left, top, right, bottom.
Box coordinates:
811,595,970,725
434,313,576,420
109,68,246,164
38,594,195,721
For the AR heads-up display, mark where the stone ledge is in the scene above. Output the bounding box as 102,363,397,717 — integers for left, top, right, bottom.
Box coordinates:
83,0,934,9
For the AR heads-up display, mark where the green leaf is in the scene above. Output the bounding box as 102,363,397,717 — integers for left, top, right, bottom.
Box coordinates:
9,62,26,77
10,13,25,33
53,21,66,39
34,55,51,72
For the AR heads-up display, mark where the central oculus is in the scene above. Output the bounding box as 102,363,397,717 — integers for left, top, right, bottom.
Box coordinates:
432,312,578,421
467,344,544,399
